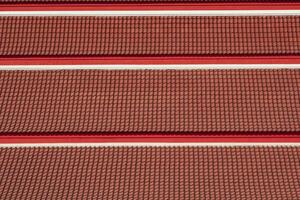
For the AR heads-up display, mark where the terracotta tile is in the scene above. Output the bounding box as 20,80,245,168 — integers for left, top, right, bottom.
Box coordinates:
0,16,299,56
0,146,299,200
0,69,299,133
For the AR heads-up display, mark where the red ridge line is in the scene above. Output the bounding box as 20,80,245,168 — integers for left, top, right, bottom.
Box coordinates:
0,3,300,11
1,134,300,143
1,56,300,65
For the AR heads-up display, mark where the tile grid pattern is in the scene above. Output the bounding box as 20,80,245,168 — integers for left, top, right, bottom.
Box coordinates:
0,146,299,200
0,69,299,134
0,16,299,56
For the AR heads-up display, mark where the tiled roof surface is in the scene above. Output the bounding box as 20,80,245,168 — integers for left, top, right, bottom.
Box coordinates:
1,146,299,199
1,69,299,134
0,16,299,56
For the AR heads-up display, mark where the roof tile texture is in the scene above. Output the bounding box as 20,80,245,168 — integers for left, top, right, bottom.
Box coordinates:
0,16,299,56
0,146,299,199
0,69,299,134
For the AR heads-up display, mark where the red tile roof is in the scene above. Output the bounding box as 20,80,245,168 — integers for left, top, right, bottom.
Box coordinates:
0,16,299,56
0,146,299,199
1,69,299,134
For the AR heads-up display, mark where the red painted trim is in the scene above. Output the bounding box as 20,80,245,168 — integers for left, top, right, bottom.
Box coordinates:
1,56,300,65
1,134,300,143
0,3,300,11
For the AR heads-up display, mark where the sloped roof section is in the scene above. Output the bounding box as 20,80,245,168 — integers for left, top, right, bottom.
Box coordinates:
0,16,299,56
0,69,299,134
0,146,299,199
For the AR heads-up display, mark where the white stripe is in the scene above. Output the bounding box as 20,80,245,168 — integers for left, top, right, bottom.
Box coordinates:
0,10,300,16
0,143,299,148
0,64,300,70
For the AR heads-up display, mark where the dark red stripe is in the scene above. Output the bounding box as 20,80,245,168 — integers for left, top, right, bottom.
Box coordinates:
1,134,300,143
1,0,299,3
1,3,300,11
1,56,300,64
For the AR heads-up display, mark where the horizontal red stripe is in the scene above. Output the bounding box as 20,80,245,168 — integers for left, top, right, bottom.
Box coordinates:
1,56,300,65
1,134,300,143
1,3,300,11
